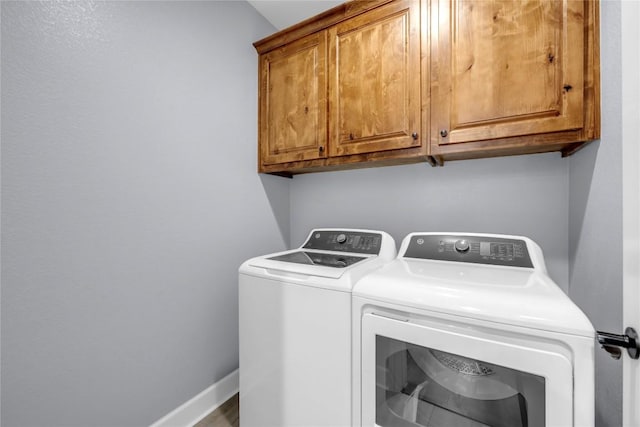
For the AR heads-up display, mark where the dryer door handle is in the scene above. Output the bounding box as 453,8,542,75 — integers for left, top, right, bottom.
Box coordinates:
596,327,639,360
370,312,409,323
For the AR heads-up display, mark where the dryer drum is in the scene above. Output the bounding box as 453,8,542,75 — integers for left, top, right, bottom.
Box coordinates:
429,349,495,376
406,345,519,401
380,343,531,427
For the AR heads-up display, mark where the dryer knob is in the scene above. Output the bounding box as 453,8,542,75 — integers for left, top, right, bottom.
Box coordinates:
455,239,470,253
337,234,347,244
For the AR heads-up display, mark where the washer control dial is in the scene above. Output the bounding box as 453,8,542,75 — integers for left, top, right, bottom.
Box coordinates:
454,239,470,253
336,233,347,244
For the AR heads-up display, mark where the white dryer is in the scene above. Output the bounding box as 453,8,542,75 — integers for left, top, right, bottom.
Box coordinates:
239,228,396,427
352,232,595,427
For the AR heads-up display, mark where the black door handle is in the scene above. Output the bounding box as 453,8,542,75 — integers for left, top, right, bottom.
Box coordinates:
596,327,639,359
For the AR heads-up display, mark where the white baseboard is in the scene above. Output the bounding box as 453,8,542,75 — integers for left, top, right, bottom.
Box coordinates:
149,369,239,427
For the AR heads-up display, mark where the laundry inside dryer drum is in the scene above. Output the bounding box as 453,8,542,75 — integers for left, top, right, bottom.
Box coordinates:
376,336,546,427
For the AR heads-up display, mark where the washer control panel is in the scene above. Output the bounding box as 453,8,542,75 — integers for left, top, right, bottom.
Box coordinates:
404,234,533,268
303,230,382,255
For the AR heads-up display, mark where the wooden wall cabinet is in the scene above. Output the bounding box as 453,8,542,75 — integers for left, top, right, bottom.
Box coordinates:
255,0,428,175
254,0,599,175
258,31,328,166
429,0,600,164
328,0,422,158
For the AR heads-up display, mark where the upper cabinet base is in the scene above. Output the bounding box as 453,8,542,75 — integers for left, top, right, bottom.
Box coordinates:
254,0,599,175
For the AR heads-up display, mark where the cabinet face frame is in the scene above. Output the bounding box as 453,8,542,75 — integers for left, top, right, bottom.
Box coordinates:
328,0,422,157
258,32,328,168
430,0,588,152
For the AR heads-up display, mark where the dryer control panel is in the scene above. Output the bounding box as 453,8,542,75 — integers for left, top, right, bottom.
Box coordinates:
303,230,382,255
403,234,533,268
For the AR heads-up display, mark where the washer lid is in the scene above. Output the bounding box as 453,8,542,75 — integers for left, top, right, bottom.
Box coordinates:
248,251,373,279
353,258,595,338
268,251,366,268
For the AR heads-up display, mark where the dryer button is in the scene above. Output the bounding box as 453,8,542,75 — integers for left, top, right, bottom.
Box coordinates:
455,239,470,253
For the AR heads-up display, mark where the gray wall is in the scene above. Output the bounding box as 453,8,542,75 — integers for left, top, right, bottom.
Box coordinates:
568,2,623,426
1,2,285,426
291,154,570,289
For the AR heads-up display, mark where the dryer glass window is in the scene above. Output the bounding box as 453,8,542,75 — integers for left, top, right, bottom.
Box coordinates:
375,336,545,427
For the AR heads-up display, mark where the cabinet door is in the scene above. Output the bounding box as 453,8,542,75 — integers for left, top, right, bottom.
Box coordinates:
259,32,327,166
432,0,585,148
328,0,421,157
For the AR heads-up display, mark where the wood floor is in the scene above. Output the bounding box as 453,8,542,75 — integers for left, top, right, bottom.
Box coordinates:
194,393,239,427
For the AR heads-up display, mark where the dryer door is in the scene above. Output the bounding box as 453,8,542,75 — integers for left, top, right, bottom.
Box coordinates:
361,312,573,427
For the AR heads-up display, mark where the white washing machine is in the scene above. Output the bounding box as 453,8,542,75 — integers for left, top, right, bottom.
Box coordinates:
239,228,396,427
352,232,595,427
